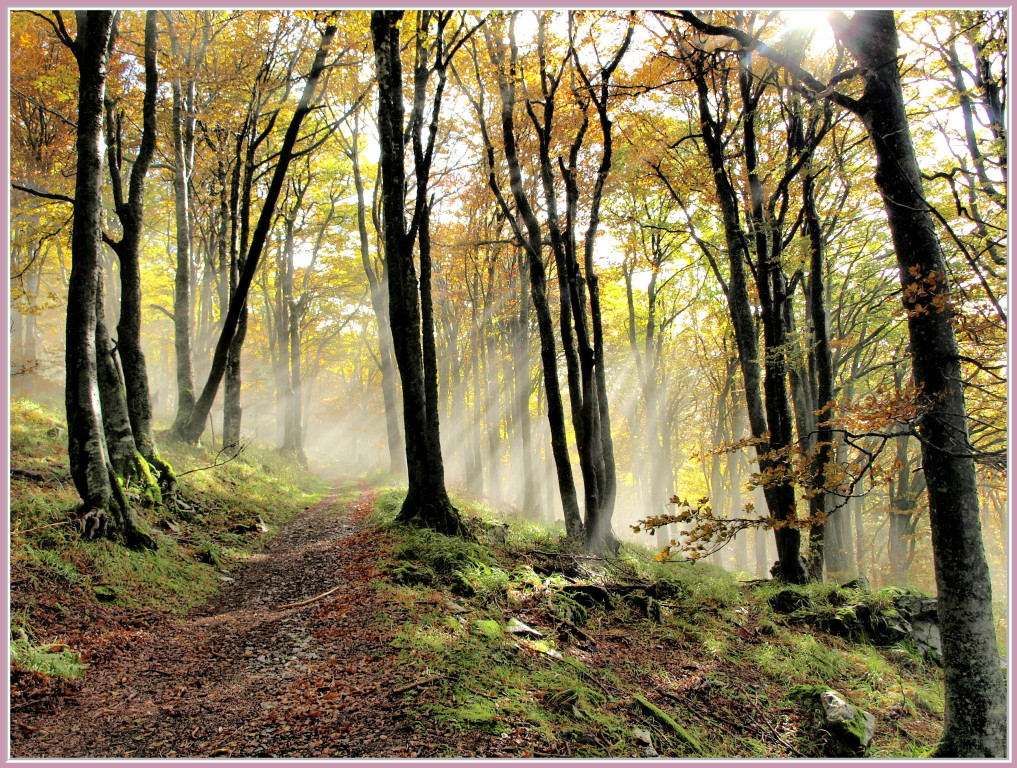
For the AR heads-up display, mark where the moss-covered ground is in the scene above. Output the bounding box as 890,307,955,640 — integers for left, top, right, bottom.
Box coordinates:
370,487,947,758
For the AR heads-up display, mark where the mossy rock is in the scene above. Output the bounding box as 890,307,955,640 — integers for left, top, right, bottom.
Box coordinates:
392,564,435,587
196,542,224,568
449,571,477,598
648,579,689,601
624,594,665,623
550,591,589,626
93,585,120,603
769,588,813,614
471,619,504,641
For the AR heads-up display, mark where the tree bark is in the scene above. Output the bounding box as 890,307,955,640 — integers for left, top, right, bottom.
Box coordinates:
684,49,806,582
802,171,836,579
64,11,153,549
165,12,196,433
105,11,174,490
350,116,404,476
833,11,1005,755
478,24,584,540
372,10,461,534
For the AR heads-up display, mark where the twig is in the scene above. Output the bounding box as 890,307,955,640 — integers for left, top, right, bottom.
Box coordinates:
389,674,444,696
740,687,808,758
659,689,740,739
11,699,46,712
275,584,342,610
175,441,249,477
11,520,74,536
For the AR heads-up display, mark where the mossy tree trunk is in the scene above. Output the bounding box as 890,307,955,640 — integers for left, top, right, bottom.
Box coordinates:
104,11,176,496
63,10,154,550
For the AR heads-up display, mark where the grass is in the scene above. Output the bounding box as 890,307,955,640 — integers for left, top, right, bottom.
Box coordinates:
10,625,88,681
371,486,949,758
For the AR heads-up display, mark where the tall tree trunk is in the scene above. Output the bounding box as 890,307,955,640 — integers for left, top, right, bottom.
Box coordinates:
174,22,337,445
513,246,537,513
802,171,836,579
286,293,305,466
64,11,152,549
350,118,404,476
372,10,461,534
739,56,807,585
105,12,174,491
165,12,196,433
833,12,1005,755
686,53,806,582
95,280,137,481
481,26,584,540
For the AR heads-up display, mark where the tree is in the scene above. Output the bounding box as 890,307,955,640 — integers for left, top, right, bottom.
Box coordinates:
371,10,463,534
677,9,1006,756
56,10,154,547
172,18,338,445
103,11,175,493
342,110,405,476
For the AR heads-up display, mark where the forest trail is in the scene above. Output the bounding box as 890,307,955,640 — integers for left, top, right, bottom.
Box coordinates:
11,482,448,759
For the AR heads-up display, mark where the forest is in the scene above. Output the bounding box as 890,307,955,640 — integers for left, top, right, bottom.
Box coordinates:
8,9,1008,759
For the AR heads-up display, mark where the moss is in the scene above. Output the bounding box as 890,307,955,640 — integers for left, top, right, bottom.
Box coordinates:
633,694,705,755
844,706,872,742
10,626,88,680
392,564,436,587
131,452,162,507
550,591,589,625
471,619,504,641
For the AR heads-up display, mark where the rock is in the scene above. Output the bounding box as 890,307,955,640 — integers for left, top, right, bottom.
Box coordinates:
633,728,658,757
625,594,665,623
768,588,812,614
93,585,119,603
506,618,542,637
483,521,510,546
449,571,477,598
561,584,614,609
891,594,942,663
841,577,871,591
392,564,435,587
648,579,688,601
815,689,875,757
471,619,504,641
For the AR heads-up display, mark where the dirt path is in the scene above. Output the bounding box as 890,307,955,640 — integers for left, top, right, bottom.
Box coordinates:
10,483,445,759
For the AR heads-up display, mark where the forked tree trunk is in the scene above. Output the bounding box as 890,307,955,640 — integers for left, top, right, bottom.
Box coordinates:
372,10,461,534
484,26,583,541
686,51,806,582
105,12,175,492
65,11,153,549
174,22,337,445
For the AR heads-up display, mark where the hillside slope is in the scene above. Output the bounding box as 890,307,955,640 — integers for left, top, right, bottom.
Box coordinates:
8,399,945,758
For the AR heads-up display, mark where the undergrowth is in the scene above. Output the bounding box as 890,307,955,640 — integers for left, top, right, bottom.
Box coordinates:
373,486,948,758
